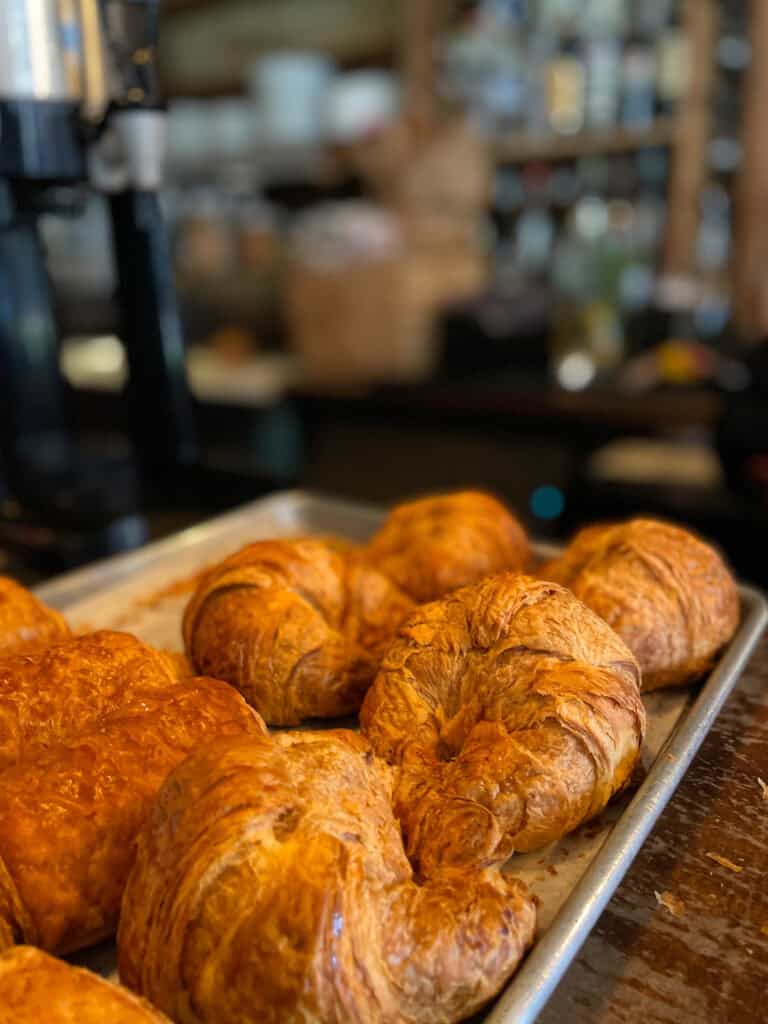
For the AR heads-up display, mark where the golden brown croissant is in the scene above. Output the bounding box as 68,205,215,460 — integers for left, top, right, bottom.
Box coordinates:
360,574,645,873
0,576,69,656
0,630,265,954
0,945,171,1023
118,730,535,1024
365,490,530,602
183,538,413,725
541,519,740,691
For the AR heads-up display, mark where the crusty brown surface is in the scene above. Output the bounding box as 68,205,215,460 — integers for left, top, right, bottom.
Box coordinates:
361,574,645,873
0,576,69,656
0,630,265,954
540,519,740,691
0,945,171,1023
183,538,413,725
365,490,530,603
118,730,535,1024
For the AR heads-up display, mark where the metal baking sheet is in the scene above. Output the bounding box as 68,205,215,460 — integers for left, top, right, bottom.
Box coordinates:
36,490,768,1023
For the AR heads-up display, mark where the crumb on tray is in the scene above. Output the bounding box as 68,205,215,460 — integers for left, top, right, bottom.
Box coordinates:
705,852,743,873
108,564,218,630
655,890,686,918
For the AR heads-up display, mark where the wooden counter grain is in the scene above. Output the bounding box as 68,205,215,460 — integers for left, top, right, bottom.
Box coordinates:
540,634,768,1024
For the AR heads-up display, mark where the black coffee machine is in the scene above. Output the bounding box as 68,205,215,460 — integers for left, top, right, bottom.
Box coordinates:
0,0,205,569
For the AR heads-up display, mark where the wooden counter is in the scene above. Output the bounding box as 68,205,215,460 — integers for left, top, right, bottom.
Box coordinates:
541,633,768,1023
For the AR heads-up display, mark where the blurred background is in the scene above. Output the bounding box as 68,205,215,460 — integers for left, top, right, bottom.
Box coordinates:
3,0,768,584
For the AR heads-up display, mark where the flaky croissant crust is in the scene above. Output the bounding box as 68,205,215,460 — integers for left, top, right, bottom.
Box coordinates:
365,490,530,603
118,730,535,1024
0,946,171,1023
183,538,413,725
361,574,645,873
0,630,264,954
0,576,69,656
541,518,740,690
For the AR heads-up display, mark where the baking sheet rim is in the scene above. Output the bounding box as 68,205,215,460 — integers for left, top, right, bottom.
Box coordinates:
488,579,767,1022
33,489,768,1023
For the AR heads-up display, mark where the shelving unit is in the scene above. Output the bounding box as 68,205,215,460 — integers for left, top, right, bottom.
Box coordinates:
734,0,768,339
159,0,763,346
441,0,768,347
405,0,768,343
159,0,399,96
403,0,708,325
662,0,718,282
492,117,677,164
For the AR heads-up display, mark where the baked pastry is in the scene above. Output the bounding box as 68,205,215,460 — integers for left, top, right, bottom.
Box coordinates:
0,630,265,954
360,574,645,873
0,576,69,656
365,490,530,602
0,945,171,1023
183,538,413,725
119,730,535,1024
541,519,740,691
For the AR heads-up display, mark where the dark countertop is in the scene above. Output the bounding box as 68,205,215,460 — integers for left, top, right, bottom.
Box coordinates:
541,633,768,1023
294,377,724,441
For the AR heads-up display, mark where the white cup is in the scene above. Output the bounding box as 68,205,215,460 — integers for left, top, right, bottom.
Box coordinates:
324,70,399,143
247,52,334,146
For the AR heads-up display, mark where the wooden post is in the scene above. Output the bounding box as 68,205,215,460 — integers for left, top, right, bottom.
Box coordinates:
661,0,718,282
400,0,453,137
733,0,768,341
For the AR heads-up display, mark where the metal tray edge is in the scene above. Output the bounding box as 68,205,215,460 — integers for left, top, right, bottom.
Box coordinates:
487,583,768,1024
31,490,768,1023
33,490,355,608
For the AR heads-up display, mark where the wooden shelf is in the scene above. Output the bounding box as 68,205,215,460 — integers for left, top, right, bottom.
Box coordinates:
164,0,209,13
159,0,398,97
492,117,678,164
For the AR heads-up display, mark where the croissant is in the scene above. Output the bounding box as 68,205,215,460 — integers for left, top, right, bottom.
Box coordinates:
541,519,740,691
365,490,530,603
118,730,536,1024
183,538,413,725
0,945,171,1023
360,573,645,873
0,630,264,954
0,576,69,655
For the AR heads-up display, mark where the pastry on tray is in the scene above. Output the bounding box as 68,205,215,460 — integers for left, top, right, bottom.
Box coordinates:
0,576,69,656
540,518,740,690
360,574,645,873
183,538,413,725
0,945,171,1022
0,630,264,954
365,490,530,602
118,729,535,1024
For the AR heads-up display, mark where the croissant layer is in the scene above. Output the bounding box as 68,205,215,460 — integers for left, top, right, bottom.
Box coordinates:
361,574,645,872
0,630,264,953
0,945,171,1023
0,576,69,656
541,519,740,690
365,490,530,602
183,538,413,724
118,730,536,1024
